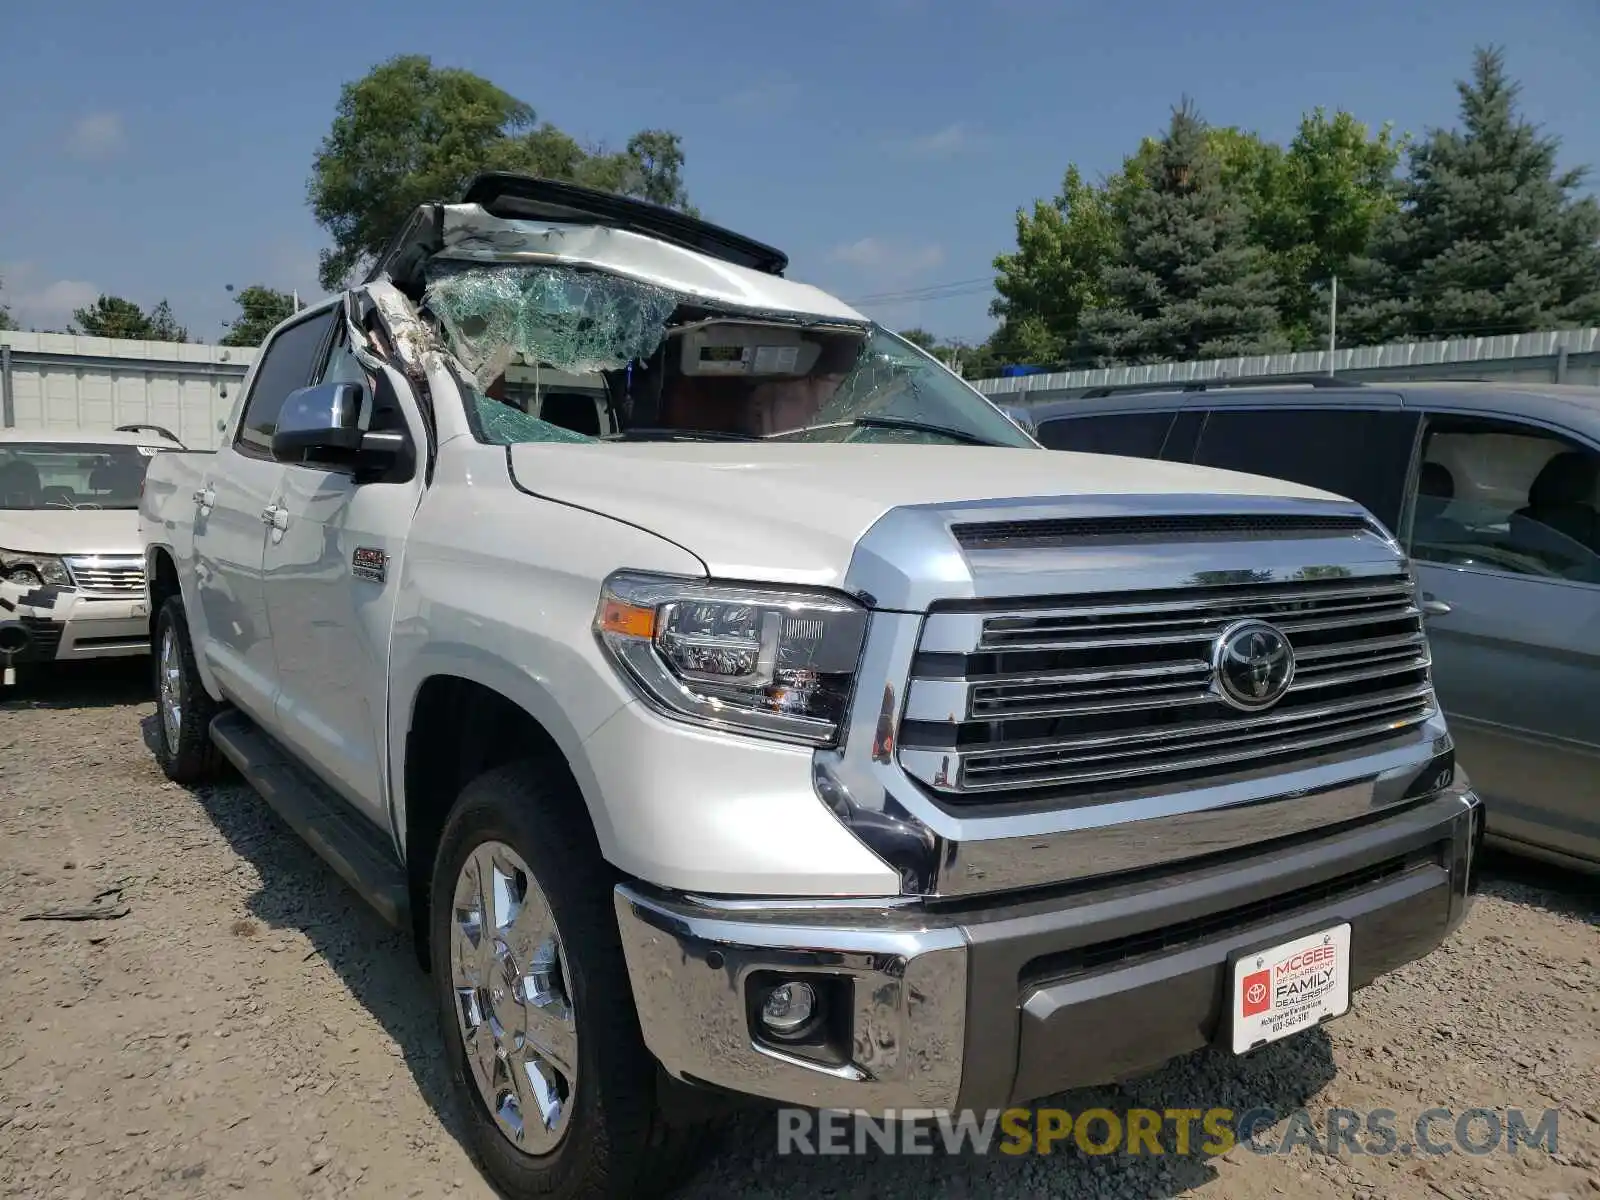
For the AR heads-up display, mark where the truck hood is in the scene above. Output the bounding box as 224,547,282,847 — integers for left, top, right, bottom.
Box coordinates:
507,442,1348,589
0,508,141,556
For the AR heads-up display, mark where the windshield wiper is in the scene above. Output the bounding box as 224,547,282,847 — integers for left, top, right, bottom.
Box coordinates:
610,427,759,443
770,416,1003,447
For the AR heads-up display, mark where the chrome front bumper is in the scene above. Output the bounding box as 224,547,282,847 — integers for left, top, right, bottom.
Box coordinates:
616,782,1482,1113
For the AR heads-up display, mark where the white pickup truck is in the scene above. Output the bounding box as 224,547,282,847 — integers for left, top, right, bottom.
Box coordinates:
141,174,1483,1199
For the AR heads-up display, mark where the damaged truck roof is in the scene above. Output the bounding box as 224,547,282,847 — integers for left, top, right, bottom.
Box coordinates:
367,174,862,325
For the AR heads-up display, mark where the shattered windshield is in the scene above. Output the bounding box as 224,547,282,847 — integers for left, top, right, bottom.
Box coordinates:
422,261,1034,449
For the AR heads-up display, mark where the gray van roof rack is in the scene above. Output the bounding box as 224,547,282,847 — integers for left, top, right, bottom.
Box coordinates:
1077,373,1366,399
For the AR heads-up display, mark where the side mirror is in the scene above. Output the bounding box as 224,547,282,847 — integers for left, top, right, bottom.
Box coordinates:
272,383,366,464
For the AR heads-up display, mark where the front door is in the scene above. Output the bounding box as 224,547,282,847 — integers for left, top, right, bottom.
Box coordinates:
192,307,336,725
262,318,424,826
1404,413,1600,865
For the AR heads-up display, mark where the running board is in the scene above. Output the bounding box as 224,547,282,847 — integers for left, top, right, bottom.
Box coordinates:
209,711,410,929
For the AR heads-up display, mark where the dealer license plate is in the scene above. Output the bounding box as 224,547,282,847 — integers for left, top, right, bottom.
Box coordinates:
1231,923,1352,1055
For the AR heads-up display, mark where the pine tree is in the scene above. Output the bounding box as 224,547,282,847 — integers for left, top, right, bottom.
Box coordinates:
1343,46,1600,345
1076,101,1285,365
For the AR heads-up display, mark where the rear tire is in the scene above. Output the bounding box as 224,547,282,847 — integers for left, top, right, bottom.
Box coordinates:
430,761,718,1199
152,597,222,784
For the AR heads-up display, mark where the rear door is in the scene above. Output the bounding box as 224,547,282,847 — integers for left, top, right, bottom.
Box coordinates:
1034,409,1179,459
192,307,335,725
1186,400,1419,537
1400,411,1600,865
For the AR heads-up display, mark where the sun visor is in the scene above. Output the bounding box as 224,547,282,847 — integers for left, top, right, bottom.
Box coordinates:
680,325,840,378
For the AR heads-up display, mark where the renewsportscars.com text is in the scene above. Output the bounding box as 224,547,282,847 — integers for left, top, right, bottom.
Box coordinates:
776,1106,1560,1158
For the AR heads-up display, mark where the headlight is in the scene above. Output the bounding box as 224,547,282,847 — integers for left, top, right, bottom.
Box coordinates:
594,572,869,746
0,549,71,588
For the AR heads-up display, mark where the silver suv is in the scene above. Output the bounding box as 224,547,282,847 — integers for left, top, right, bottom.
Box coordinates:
1026,377,1600,870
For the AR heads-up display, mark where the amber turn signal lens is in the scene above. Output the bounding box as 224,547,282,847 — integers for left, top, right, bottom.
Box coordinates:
598,599,656,640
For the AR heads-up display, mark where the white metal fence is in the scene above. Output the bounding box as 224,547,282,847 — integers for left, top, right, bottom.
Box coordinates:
0,332,256,450
971,327,1600,405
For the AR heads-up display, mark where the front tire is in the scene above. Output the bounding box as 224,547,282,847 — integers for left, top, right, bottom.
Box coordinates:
152,597,222,784
430,761,715,1199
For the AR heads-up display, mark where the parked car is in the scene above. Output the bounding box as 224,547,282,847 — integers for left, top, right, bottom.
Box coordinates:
141,177,1482,1199
0,424,184,682
1026,375,1600,871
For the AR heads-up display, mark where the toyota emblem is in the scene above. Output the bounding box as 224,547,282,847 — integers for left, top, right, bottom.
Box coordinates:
1211,619,1296,711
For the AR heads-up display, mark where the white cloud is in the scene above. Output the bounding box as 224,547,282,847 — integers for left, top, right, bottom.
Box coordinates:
721,75,800,116
31,279,100,314
829,237,889,268
828,237,945,275
897,121,984,159
0,264,100,331
67,112,126,160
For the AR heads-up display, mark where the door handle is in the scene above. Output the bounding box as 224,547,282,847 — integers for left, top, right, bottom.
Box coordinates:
260,504,288,529
193,485,214,508
1421,594,1452,617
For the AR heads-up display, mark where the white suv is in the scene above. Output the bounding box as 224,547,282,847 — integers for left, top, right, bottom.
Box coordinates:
0,425,180,680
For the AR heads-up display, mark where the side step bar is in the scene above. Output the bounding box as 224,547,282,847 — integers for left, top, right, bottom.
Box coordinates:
210,711,410,929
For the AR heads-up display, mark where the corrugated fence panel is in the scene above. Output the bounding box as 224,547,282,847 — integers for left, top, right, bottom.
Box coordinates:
974,327,1600,403
0,331,255,450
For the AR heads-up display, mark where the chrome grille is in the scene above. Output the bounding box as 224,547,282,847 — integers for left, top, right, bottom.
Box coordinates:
64,555,145,595
898,572,1435,801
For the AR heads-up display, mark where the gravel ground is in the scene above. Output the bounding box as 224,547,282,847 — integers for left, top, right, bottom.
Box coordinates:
1,661,1597,1200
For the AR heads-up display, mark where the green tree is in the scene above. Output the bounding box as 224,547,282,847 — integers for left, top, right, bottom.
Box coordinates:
0,281,11,331
221,285,297,347
1116,125,1281,208
309,55,694,290
70,295,189,342
1077,102,1286,365
989,165,1118,366
576,130,693,210
1343,46,1600,345
1254,110,1403,345
1114,118,1400,346
990,128,1292,369
897,327,938,351
948,338,1003,380
145,299,188,343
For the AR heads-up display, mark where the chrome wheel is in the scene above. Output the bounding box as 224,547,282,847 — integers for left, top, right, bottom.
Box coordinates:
451,841,577,1155
158,626,182,750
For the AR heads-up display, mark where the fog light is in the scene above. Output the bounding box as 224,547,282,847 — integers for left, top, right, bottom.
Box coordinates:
760,982,817,1038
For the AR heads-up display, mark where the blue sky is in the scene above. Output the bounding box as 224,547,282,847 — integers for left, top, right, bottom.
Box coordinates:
1,0,1596,344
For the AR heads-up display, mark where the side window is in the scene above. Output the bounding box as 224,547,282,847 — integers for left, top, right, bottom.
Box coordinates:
236,310,337,453
1160,409,1205,462
1037,411,1175,458
1408,416,1600,584
315,315,419,440
1192,408,1420,534
317,321,368,389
